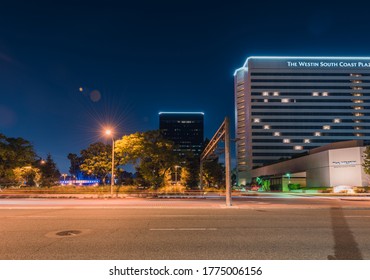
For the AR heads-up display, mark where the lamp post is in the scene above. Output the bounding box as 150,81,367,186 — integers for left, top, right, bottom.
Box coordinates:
174,165,180,185
105,129,114,196
61,173,68,184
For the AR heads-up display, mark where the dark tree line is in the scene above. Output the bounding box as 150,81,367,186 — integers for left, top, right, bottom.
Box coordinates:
0,133,60,187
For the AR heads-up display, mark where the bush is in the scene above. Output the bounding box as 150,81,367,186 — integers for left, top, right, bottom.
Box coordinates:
288,183,301,190
354,187,368,193
157,185,186,194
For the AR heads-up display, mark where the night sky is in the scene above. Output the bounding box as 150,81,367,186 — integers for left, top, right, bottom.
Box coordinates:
2,0,370,173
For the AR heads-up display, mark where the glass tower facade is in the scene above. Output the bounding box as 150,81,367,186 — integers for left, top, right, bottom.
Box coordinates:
159,112,204,157
234,57,370,184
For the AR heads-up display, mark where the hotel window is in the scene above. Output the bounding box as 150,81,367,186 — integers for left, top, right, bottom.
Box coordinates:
314,132,321,136
264,99,269,103
312,92,319,96
294,146,303,150
333,118,341,123
262,92,269,96
304,139,310,143
273,92,279,96
281,98,290,103
283,139,290,143
273,132,280,136
354,106,363,110
354,100,363,103
322,92,329,96
323,125,330,130
253,118,261,123
263,125,270,129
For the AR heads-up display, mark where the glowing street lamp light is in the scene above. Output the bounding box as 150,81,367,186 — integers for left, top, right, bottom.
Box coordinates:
105,128,115,196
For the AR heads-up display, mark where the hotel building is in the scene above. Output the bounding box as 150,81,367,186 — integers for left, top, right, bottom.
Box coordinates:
234,57,370,185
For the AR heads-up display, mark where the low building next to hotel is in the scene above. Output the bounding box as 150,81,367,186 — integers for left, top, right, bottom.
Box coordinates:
251,140,369,191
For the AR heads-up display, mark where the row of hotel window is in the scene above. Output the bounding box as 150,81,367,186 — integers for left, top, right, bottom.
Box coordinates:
251,79,369,83
251,92,367,96
250,73,367,76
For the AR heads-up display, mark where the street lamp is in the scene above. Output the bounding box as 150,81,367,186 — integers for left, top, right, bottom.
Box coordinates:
105,129,115,196
174,165,181,185
61,173,68,184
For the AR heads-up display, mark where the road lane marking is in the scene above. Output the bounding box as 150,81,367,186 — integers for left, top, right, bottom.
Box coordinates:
2,216,57,218
150,228,217,231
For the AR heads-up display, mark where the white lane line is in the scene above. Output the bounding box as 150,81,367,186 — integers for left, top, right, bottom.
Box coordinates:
150,228,217,231
2,216,57,218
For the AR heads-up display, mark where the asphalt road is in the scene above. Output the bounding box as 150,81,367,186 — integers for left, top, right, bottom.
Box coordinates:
0,196,370,260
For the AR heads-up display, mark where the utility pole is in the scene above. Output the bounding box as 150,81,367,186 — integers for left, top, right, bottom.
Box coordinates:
224,117,232,206
111,138,114,196
200,116,232,206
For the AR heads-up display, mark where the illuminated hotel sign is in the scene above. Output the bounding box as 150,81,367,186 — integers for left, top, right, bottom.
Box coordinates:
287,61,370,68
332,160,357,168
243,57,370,72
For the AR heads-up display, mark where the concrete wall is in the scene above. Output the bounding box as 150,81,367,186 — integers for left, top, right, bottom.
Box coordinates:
305,151,330,187
252,146,368,187
329,147,363,186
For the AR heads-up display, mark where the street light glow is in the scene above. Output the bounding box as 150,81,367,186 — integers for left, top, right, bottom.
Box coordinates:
105,129,112,136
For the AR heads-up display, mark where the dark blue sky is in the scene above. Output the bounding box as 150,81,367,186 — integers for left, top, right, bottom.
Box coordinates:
1,0,370,173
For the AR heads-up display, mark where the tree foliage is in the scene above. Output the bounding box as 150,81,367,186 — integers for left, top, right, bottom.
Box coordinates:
363,146,370,175
179,153,200,189
0,133,37,185
13,166,41,187
67,153,84,178
39,154,61,187
80,142,113,184
202,159,225,188
115,130,179,188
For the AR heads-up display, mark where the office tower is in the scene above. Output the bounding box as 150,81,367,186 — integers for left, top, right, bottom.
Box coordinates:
159,112,204,156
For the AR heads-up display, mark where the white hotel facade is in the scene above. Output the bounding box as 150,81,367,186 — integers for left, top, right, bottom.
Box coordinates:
234,57,370,185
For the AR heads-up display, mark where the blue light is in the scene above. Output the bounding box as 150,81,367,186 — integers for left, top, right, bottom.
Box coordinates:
159,112,205,115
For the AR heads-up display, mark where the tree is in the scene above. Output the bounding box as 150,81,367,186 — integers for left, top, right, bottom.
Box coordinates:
202,159,225,188
179,153,200,189
0,133,37,186
115,130,179,188
363,146,370,176
116,169,134,185
67,153,84,179
13,166,41,187
39,154,61,187
80,142,113,184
